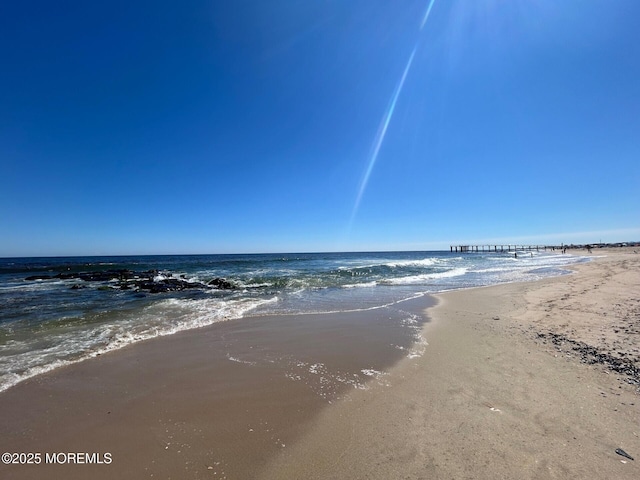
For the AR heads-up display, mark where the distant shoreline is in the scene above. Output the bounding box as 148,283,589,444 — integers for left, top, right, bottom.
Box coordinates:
1,242,638,259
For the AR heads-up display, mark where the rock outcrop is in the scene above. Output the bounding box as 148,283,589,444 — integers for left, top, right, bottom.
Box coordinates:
25,269,237,294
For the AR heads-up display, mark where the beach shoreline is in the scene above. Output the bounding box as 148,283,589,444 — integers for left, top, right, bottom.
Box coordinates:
0,292,434,480
260,248,640,479
1,248,638,479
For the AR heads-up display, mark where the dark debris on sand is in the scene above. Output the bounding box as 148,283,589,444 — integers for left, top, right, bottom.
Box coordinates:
537,332,640,388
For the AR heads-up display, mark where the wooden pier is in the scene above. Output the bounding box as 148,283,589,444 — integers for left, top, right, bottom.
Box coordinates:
450,245,556,253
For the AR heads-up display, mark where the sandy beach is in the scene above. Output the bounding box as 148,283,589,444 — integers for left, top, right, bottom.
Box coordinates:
0,293,432,479
1,248,639,479
262,248,640,479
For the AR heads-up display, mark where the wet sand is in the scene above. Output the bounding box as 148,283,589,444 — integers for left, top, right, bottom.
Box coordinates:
261,248,640,479
0,295,432,479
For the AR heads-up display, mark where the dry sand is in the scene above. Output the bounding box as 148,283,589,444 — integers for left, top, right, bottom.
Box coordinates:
1,248,638,479
261,248,640,479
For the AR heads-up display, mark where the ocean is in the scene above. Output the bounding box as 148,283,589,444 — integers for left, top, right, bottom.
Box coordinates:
0,250,588,392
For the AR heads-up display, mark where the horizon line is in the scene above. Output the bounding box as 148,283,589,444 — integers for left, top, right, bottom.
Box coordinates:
2,241,638,260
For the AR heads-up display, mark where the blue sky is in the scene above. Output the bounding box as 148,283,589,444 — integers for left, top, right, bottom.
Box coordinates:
1,0,639,256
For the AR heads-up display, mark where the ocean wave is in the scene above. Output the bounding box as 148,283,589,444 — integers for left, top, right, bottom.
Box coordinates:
381,267,468,285
343,281,378,289
336,257,444,271
0,295,278,393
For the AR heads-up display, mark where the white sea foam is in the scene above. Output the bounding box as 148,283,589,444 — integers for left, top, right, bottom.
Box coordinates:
0,296,278,393
407,335,429,359
337,257,443,271
382,258,441,268
343,281,378,289
239,282,273,289
382,267,468,285
283,359,370,401
226,354,257,366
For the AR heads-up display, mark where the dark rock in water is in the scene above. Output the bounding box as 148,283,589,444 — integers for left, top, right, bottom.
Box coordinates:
25,274,53,281
24,268,235,295
27,269,139,283
75,269,137,282
70,284,85,290
208,277,236,289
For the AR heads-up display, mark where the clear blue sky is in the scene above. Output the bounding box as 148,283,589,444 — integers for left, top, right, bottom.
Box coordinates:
2,0,639,256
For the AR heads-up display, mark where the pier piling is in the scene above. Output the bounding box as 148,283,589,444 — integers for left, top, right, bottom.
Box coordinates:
450,244,549,254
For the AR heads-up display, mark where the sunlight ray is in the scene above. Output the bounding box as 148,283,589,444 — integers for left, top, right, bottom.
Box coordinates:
350,0,437,228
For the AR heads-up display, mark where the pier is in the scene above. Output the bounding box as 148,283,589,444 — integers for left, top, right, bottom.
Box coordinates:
450,245,555,253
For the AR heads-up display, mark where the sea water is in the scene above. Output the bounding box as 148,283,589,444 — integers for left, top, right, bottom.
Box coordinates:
0,250,588,392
